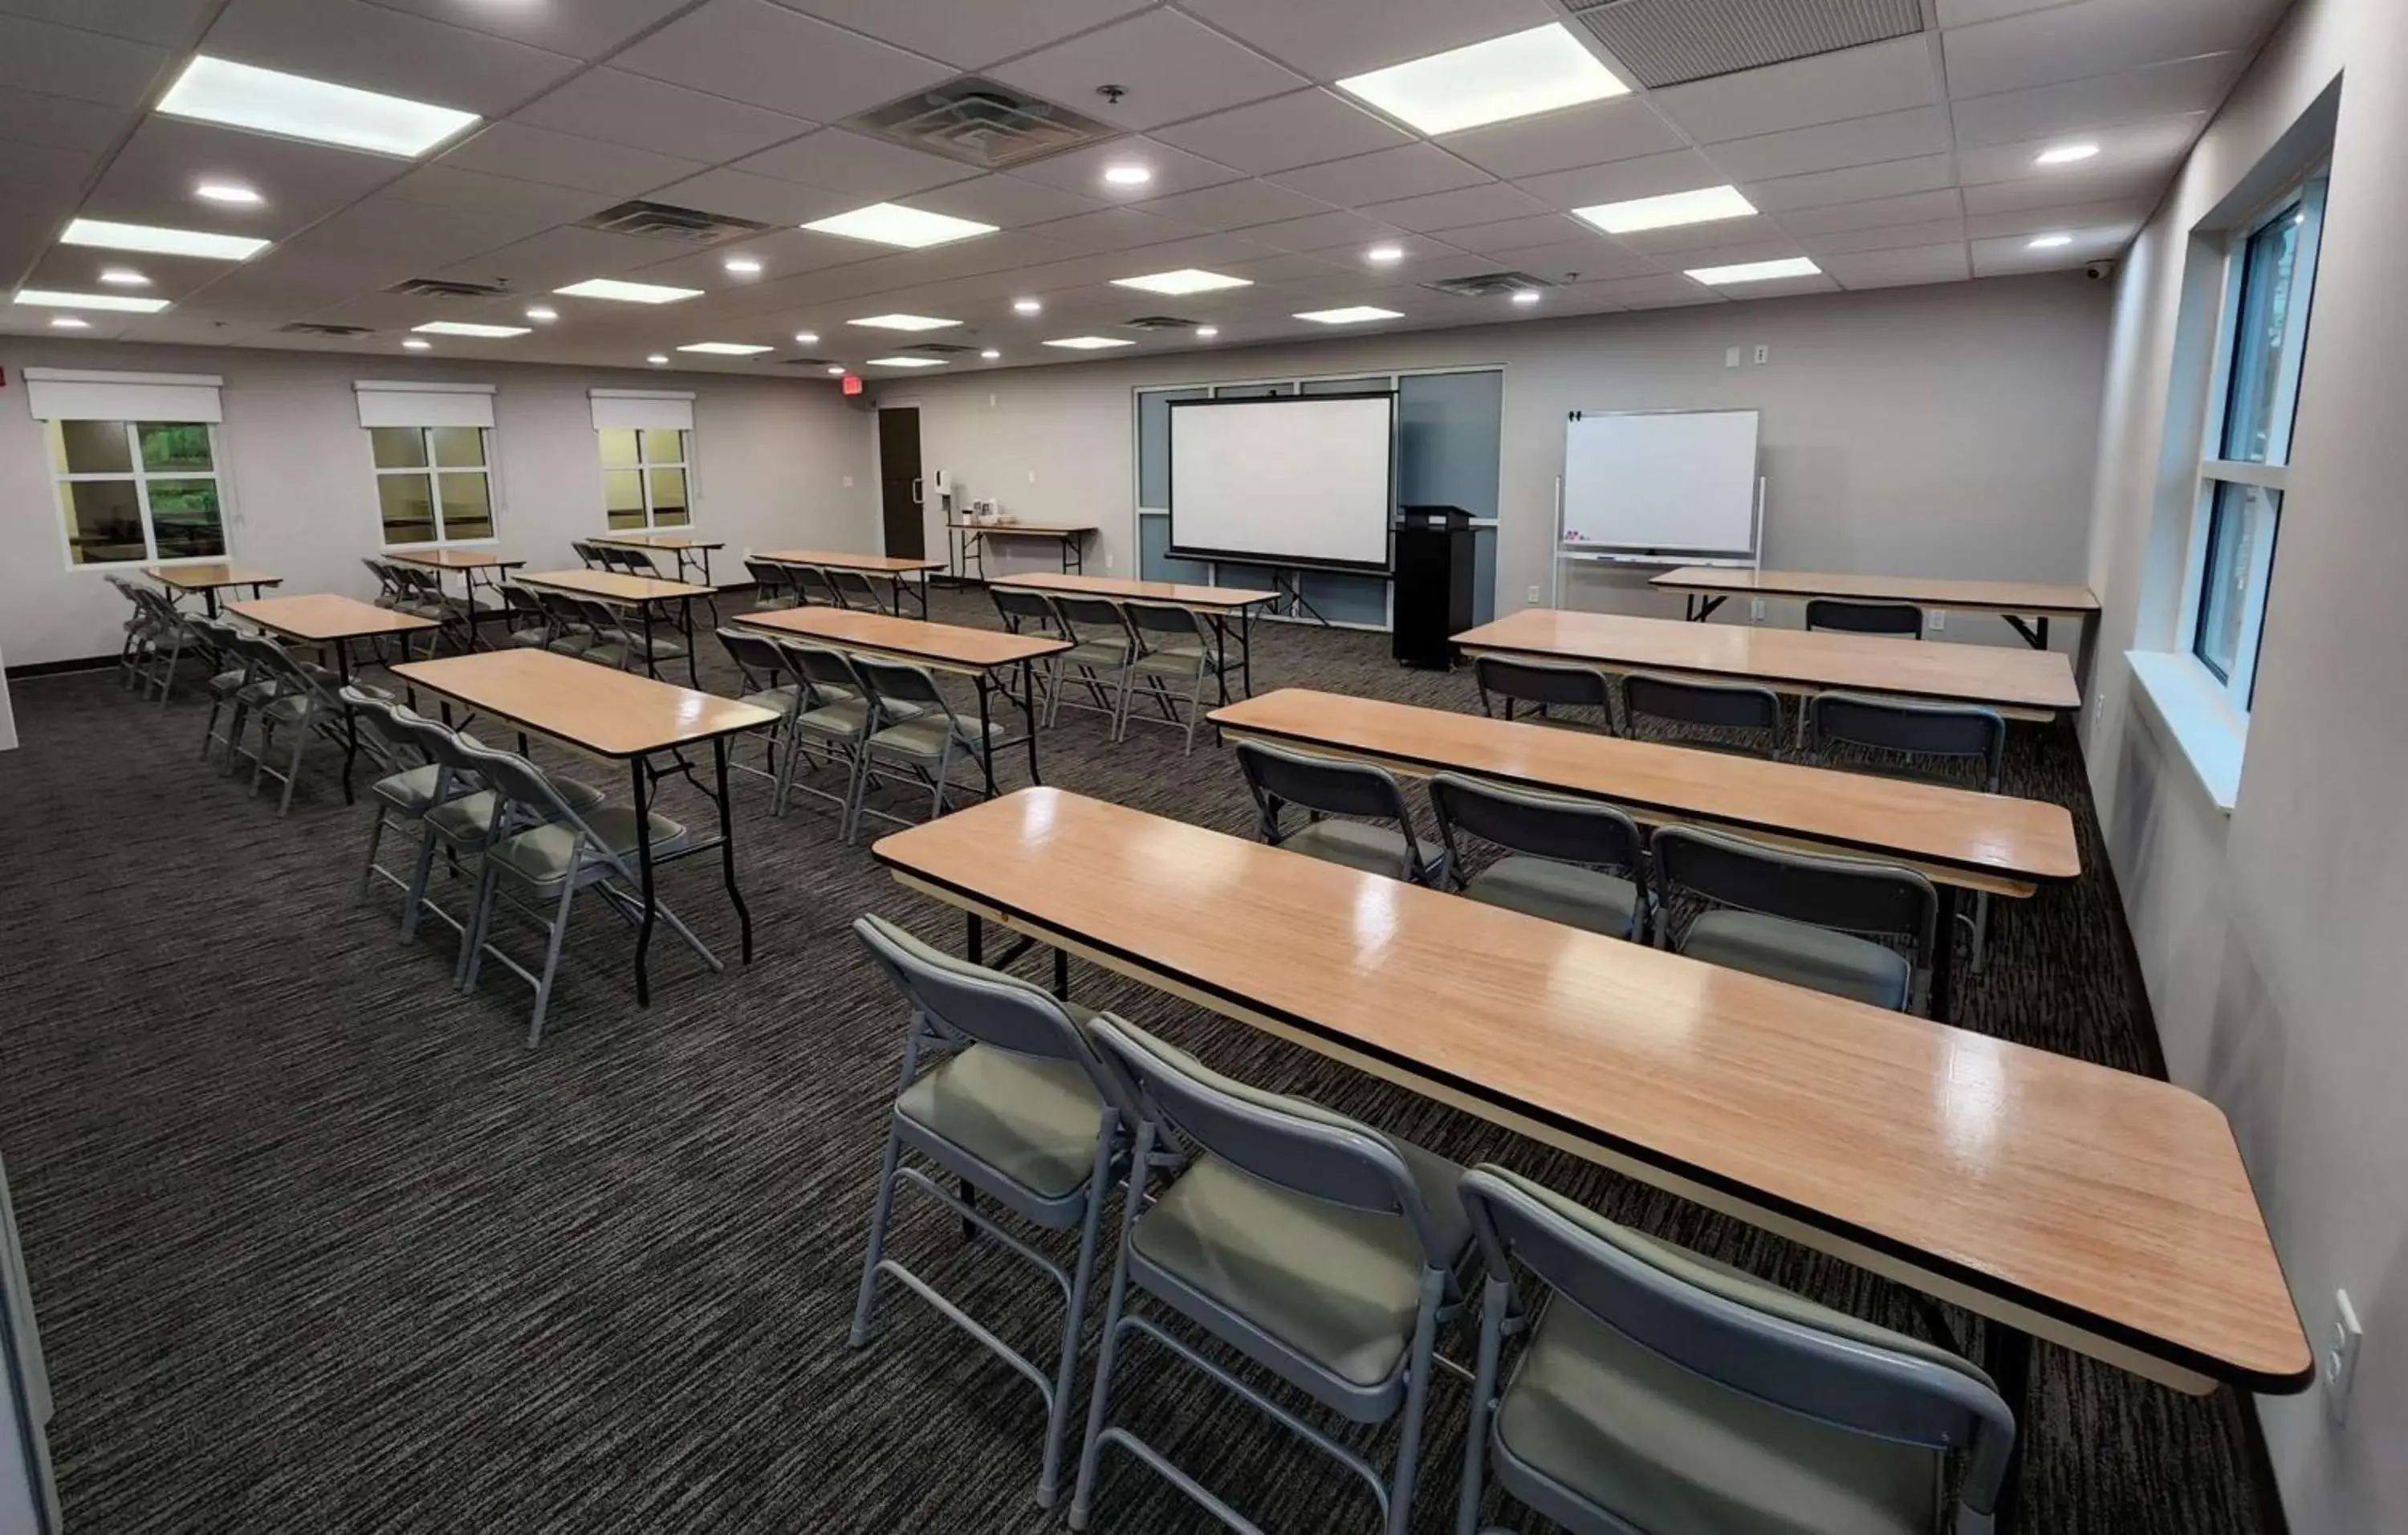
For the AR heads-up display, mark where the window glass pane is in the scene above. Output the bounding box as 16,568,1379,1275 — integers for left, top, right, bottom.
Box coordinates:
370,426,428,468
600,427,640,467
604,468,646,529
1137,387,1208,507
139,423,214,473
378,473,437,544
649,467,690,524
1399,370,1503,517
437,471,493,539
1300,376,1387,395
55,418,132,474
641,428,685,466
429,425,485,468
146,478,226,559
2219,210,2303,463
1212,382,1294,397
2194,481,2277,681
60,478,147,564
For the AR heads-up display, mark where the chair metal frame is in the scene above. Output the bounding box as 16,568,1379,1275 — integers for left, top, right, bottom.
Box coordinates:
1116,600,1217,753
848,658,1001,837
1044,594,1135,730
1235,739,1446,886
766,640,881,828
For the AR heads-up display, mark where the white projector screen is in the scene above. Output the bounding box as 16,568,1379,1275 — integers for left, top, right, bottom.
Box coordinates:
1168,393,1395,571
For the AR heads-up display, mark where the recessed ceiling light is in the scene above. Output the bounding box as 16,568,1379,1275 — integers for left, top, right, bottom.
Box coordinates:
1111,268,1252,295
850,313,959,332
1013,297,1042,315
403,338,431,350
723,255,762,275
1103,165,1153,186
802,202,997,249
525,305,557,321
14,288,169,313
413,320,529,337
2028,234,2074,249
60,218,268,261
555,277,702,303
98,267,150,287
868,356,948,367
648,353,670,365
50,316,88,329
1685,256,1822,285
2035,142,2100,165
1365,245,1404,263
193,181,262,206
980,348,1001,360
1337,22,1626,135
158,55,478,158
795,330,820,344
1294,306,1402,324
1573,185,1755,234
1511,290,1540,306
1043,336,1135,350
1196,327,1219,340
677,341,774,355
826,365,846,376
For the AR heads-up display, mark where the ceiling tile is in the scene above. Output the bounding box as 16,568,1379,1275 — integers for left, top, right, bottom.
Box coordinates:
628,224,901,283
515,69,816,164
0,85,133,153
1771,188,1966,234
992,10,1306,132
1438,97,1686,179
1611,213,1788,256
1959,161,2165,213
1820,242,1971,288
1701,271,1841,300
1153,88,1411,176
1650,35,1942,144
616,0,954,122
1515,149,1728,211
25,243,236,301
1181,0,1560,81
0,0,213,47
905,173,1104,228
1950,51,2244,147
1955,112,2204,185
1444,214,1589,256
437,222,679,290
1964,197,2154,239
1740,153,1956,213
1942,0,2286,99
1796,217,1967,255
1137,179,1332,230
1017,205,1198,254
1971,226,2128,276
1239,209,1409,252
1007,136,1246,201
441,122,705,197
1560,271,1721,310
80,115,401,236
200,0,579,117
1704,107,1953,185
1359,181,1544,234
381,163,622,223
770,0,1155,71
1267,144,1488,206
1649,233,1811,271
647,166,859,225
1475,238,1658,284
362,0,694,58
0,135,90,194
278,197,558,282
734,128,982,198
1936,0,2078,24
0,13,169,106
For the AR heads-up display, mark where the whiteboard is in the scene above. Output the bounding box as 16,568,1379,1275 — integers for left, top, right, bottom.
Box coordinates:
1561,409,1759,556
1168,394,1394,571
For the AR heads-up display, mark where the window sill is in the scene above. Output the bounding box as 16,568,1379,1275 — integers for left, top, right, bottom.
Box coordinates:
2125,649,2244,812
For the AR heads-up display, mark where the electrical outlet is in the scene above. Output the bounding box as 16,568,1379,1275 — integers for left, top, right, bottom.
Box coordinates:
842,475,854,488
1930,610,1946,632
1753,344,1769,364
1724,346,1743,368
1027,470,1036,484
1749,598,1765,622
2325,1289,2363,1423
1527,584,1542,605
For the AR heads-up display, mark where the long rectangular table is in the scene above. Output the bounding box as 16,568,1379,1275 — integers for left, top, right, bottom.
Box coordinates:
593,531,723,588
388,548,524,646
1651,566,2103,683
148,562,281,616
990,571,1279,702
756,548,944,617
873,788,2310,1531
229,593,441,802
1455,609,2082,719
946,520,1094,580
512,568,711,686
391,649,778,1005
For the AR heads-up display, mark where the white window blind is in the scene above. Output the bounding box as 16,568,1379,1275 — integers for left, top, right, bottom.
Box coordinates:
23,368,223,423
589,389,694,432
354,380,495,429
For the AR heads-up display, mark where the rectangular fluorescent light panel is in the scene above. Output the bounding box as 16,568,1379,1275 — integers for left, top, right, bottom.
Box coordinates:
158,56,478,158
1294,306,1403,324
14,289,171,313
1043,336,1135,350
1685,257,1822,285
850,313,960,332
1336,23,1625,135
413,321,529,338
803,203,999,249
677,342,774,355
555,278,702,303
1575,185,1755,234
865,356,947,367
1110,268,1253,296
60,218,269,261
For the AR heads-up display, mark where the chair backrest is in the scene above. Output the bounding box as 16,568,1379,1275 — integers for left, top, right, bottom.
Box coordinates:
1622,672,1781,735
340,686,424,765
576,595,631,641
360,558,401,601
792,565,841,605
1474,655,1614,719
777,640,865,705
1088,1014,1462,1271
1124,599,1202,646
532,588,584,628
989,585,1058,633
570,540,602,568
1428,772,1642,877
609,546,661,577
1235,739,1414,829
1805,597,1923,638
1458,1163,2013,1517
742,557,792,595
1650,824,1936,955
1807,692,2006,791
715,627,787,691
453,737,620,869
828,568,887,612
852,656,957,721
502,584,545,619
1051,595,1131,647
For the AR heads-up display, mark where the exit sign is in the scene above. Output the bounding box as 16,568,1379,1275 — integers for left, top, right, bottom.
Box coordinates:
840,374,862,396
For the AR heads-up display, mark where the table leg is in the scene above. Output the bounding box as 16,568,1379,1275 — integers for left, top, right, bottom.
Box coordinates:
714,736,752,964
2074,613,2099,702
1930,883,1959,1023
336,638,358,805
681,597,700,686
966,911,982,963
1982,1321,2032,1534
631,755,655,1008
1241,606,1255,698
1020,660,1042,786
974,674,999,799
203,588,222,618
1210,613,1231,706
1053,947,1069,1001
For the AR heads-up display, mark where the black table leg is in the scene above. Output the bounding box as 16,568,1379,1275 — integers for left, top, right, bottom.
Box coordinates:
1020,659,1042,785
631,755,655,1007
1209,613,1231,705
680,598,699,686
1982,1321,2032,1534
974,674,999,799
1053,947,1069,1000
714,736,752,964
966,911,982,963
1930,883,1959,1023
336,638,358,804
1241,605,1255,697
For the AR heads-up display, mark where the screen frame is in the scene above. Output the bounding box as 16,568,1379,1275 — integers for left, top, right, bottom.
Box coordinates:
1165,391,1398,575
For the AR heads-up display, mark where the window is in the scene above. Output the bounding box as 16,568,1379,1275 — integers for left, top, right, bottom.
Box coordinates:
601,427,692,530
2187,178,2324,708
372,425,495,544
50,419,226,565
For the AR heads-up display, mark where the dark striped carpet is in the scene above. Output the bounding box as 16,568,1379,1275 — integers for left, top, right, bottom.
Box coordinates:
0,591,2272,1534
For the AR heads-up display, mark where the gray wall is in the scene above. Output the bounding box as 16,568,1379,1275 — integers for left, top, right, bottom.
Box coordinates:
0,340,880,668
882,274,2112,653
2081,1,2407,1530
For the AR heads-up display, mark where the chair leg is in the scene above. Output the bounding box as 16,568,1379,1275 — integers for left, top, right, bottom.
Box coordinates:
1455,1277,1508,1535
847,1125,905,1347
356,806,390,903
523,877,580,1048
275,726,307,816
402,826,445,942
1179,668,1206,755
1068,1207,1141,1531
1381,1273,1446,1535
1039,1134,1114,1509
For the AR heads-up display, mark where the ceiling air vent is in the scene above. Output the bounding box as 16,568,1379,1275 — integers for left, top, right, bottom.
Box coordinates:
1422,271,1550,299
777,356,841,368
848,75,1118,169
386,276,509,299
1122,316,1198,331
1563,0,1924,88
279,322,375,337
902,341,980,355
578,199,775,245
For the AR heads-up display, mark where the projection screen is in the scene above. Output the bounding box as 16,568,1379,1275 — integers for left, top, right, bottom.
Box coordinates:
1166,393,1395,572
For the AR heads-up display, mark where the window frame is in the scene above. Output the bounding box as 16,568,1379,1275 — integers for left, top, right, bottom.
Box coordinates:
600,426,695,531
51,418,232,570
370,423,500,550
2179,174,2325,713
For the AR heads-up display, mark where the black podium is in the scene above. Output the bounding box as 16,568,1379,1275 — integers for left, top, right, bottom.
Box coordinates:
1391,504,1474,669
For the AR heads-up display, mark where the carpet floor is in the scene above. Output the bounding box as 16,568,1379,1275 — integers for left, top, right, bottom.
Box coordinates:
0,589,2272,1534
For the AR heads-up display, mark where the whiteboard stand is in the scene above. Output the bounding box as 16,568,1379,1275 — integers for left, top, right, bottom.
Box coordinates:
1548,474,1763,610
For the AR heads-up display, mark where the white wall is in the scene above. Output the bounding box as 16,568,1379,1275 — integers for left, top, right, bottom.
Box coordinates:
883,274,2112,652
0,340,881,668
2082,2,2408,1530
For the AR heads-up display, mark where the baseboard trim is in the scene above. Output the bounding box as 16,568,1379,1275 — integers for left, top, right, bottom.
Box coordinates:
6,654,117,680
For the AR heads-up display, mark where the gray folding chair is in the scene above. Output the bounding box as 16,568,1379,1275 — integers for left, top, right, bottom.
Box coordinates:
1455,1163,2013,1535
742,558,799,611
1807,691,2009,971
716,627,799,779
827,566,893,614
1047,595,1134,729
1428,773,1646,939
127,585,200,706
1235,739,1445,884
767,641,886,825
220,630,338,816
532,589,596,656
571,539,604,568
498,584,551,648
1117,600,1217,753
343,690,497,945
1473,655,1617,734
1072,1015,1474,1535
849,658,1009,837
1650,824,1938,1013
602,544,661,578
1622,671,1784,758
191,617,277,768
1806,597,1924,638
848,914,1140,1509
103,574,162,690
791,564,844,608
990,584,1060,637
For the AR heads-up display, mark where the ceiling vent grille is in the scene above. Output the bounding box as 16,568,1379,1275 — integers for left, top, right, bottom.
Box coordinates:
1422,271,1550,299
902,341,980,355
386,276,508,299
1563,0,1924,88
279,321,375,336
577,199,774,244
848,75,1119,169
777,356,840,367
1121,315,1198,331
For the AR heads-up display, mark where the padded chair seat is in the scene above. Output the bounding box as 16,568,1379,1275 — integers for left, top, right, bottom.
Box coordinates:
208,668,249,696
1463,857,1641,938
580,640,636,670
489,806,689,888
260,694,323,725
373,763,472,814
626,634,688,660
1133,1140,1470,1389
1057,639,1131,668
740,684,800,714
507,625,551,648
422,791,502,842
543,633,595,655
1277,818,1420,881
866,714,1006,761
1131,642,1217,674
752,596,800,612
1681,910,1912,1011
896,1039,1107,1202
